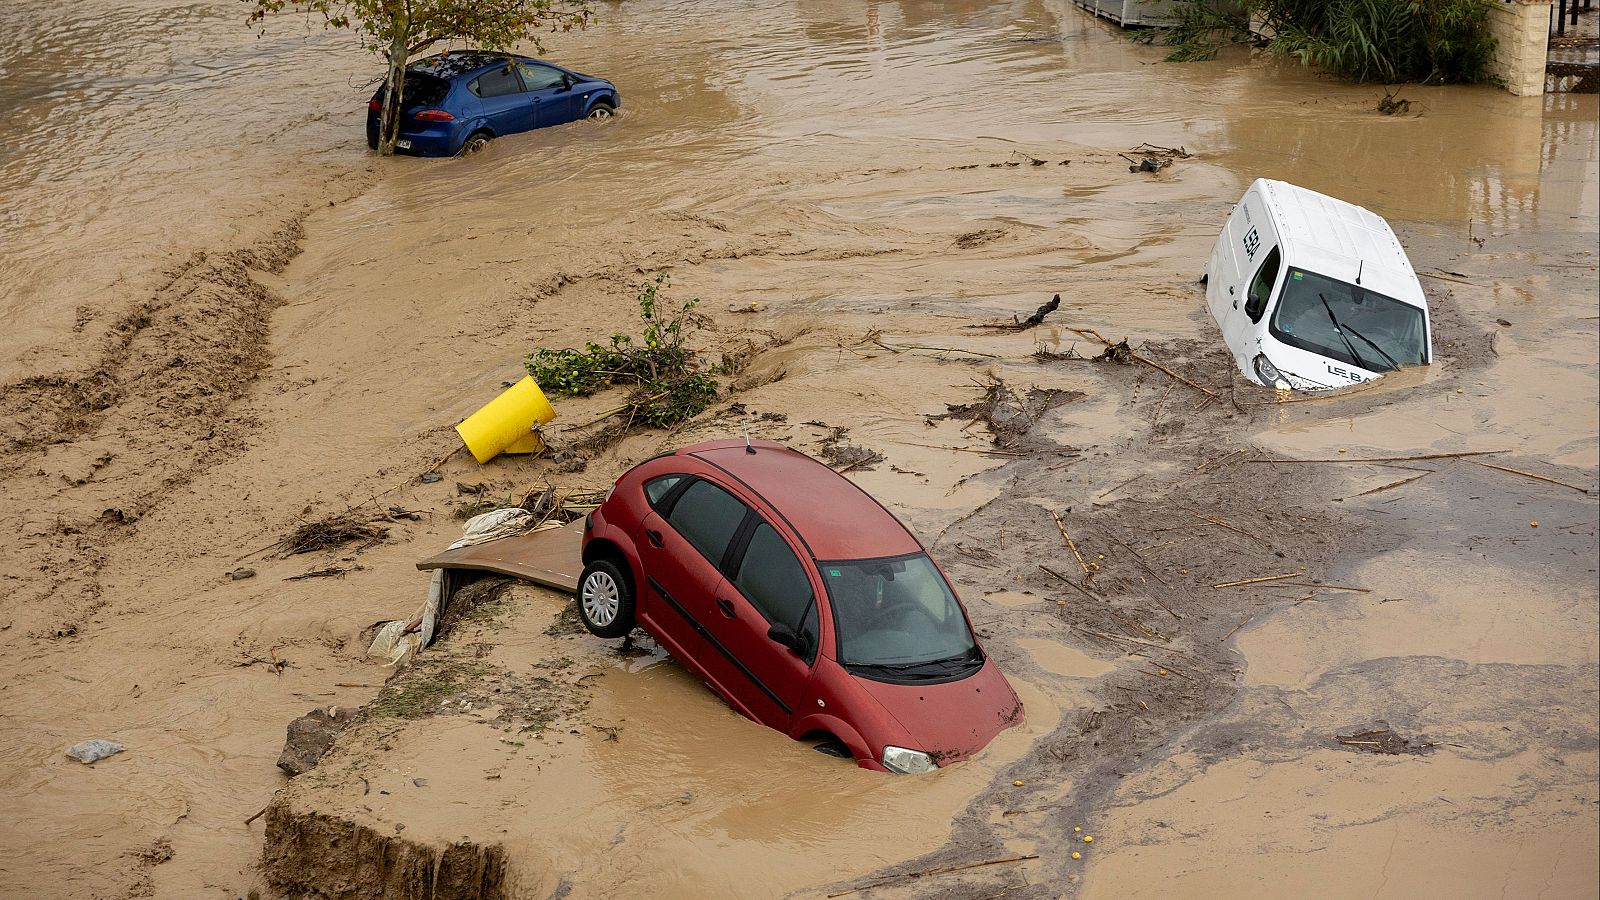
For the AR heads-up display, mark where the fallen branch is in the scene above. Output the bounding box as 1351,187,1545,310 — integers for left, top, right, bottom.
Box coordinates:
1213,572,1304,589
1349,470,1435,498
1247,450,1508,464
1418,271,1478,287
244,806,268,826
1475,461,1591,495
285,565,357,581
1051,511,1093,579
1221,614,1253,642
1039,564,1102,603
1193,512,1265,544
865,335,1004,359
1068,327,1218,398
1283,582,1369,593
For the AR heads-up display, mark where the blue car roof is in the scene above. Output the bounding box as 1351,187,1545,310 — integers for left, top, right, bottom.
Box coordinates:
409,51,532,81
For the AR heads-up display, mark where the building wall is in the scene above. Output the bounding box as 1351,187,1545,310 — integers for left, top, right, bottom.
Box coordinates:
1487,0,1551,96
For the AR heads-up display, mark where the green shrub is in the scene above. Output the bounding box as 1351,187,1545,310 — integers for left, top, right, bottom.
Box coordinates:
525,275,720,429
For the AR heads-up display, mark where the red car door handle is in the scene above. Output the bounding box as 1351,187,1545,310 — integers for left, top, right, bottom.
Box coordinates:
715,598,736,618
646,529,664,548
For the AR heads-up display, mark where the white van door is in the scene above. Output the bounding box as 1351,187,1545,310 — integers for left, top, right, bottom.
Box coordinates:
1218,196,1282,367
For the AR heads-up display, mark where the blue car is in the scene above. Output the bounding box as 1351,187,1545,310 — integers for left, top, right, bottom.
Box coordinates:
366,51,620,157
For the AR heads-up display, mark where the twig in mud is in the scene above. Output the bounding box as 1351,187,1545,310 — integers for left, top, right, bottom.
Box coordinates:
890,439,1032,458
425,445,463,475
1050,511,1094,579
861,333,1004,359
1418,271,1477,287
1348,470,1435,498
1078,628,1190,656
1247,450,1508,464
1103,532,1171,587
1213,572,1304,589
1039,565,1102,603
1096,473,1147,500
1283,582,1369,593
1291,593,1320,605
1475,461,1592,494
1221,614,1254,642
1068,327,1218,398
1193,512,1265,544
826,855,1039,898
285,565,358,581
244,806,268,826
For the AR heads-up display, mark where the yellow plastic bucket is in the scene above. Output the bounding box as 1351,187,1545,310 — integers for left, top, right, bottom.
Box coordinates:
455,376,557,464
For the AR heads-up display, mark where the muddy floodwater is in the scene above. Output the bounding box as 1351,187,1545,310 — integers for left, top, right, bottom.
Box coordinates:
1,1,1596,897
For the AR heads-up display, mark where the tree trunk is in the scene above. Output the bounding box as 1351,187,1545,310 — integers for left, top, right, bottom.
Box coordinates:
378,29,408,157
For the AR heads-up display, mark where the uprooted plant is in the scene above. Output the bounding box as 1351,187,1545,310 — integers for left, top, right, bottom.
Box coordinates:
525,274,721,430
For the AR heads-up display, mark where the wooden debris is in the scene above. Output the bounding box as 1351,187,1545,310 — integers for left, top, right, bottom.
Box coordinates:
1349,470,1435,498
1213,572,1304,589
1335,726,1435,756
1283,582,1369,593
1068,327,1218,398
1475,461,1591,494
1051,511,1094,579
1247,450,1508,464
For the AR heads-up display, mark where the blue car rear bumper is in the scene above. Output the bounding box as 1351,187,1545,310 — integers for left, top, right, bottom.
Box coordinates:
365,118,465,157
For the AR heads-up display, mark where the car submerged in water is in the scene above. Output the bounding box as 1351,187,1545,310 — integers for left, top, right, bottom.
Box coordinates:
366,51,619,157
577,439,1024,773
1205,179,1432,391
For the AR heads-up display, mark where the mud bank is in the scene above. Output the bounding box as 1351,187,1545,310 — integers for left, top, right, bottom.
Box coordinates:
263,809,507,900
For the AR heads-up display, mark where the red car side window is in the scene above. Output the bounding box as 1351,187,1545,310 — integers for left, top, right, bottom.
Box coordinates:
665,479,748,567
643,474,686,510
733,523,819,659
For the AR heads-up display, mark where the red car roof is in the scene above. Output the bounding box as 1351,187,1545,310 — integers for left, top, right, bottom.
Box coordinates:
684,440,922,562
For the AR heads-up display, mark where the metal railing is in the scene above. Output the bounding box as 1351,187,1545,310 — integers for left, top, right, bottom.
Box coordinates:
1553,0,1595,38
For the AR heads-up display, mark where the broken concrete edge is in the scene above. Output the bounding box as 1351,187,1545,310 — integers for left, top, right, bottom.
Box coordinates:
263,804,508,900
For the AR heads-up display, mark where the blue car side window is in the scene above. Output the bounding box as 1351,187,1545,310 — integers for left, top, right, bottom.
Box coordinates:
473,66,523,98
517,63,567,91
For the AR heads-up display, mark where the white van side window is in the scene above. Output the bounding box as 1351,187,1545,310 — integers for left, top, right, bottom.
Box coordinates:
1245,247,1281,324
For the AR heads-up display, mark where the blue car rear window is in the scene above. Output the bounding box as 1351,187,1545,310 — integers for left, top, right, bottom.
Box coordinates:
376,74,450,108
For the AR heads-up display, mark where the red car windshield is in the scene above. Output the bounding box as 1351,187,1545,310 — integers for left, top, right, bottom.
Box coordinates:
820,553,979,671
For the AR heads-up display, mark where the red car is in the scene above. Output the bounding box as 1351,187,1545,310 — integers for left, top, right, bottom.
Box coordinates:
579,439,1023,772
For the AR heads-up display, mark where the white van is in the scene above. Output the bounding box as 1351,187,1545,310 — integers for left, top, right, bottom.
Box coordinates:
1205,179,1432,391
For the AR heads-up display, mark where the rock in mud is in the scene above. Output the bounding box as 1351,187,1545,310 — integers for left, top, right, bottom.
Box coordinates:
277,706,356,776
65,739,125,764
263,806,506,900
228,567,257,581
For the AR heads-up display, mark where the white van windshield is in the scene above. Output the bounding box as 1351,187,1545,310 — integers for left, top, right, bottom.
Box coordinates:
1269,268,1428,373
821,553,981,678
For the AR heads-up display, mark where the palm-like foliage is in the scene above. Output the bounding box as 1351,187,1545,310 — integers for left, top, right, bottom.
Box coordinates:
1153,0,1496,83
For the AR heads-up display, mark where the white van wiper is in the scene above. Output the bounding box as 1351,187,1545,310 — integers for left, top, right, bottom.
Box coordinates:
1318,293,1371,371
1341,323,1401,372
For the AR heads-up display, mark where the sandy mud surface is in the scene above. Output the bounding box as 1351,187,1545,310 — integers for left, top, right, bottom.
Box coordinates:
1,1,1596,898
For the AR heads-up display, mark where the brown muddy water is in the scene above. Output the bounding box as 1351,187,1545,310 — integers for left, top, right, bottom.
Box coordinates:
1,1,1596,898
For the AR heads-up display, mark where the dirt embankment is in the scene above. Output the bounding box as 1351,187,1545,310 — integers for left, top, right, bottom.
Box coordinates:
0,178,372,644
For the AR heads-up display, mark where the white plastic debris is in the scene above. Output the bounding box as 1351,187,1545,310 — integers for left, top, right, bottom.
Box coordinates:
367,508,553,666
66,740,125,764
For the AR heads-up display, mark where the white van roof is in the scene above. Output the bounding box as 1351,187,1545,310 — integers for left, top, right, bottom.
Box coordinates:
1253,179,1426,309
